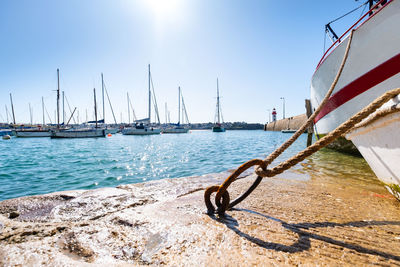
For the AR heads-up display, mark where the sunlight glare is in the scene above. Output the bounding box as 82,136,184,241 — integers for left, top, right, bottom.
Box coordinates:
145,0,182,21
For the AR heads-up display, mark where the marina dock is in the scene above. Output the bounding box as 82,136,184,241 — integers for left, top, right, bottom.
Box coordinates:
1,164,399,265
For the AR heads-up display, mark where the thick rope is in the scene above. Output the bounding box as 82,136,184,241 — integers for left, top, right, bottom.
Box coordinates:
207,87,400,215
255,88,400,177
203,30,395,215
204,30,355,215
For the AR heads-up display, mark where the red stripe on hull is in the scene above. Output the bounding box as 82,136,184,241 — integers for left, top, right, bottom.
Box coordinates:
315,52,400,123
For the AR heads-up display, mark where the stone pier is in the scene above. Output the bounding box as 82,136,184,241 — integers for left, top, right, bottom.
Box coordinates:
264,114,307,131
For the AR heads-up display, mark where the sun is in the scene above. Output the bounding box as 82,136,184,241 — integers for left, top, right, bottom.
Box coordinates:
145,0,182,21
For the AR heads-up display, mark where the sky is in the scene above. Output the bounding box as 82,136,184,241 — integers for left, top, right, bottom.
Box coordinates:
0,0,369,124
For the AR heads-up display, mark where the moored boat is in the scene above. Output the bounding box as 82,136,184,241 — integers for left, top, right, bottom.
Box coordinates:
162,86,190,134
212,78,225,133
310,0,400,200
122,64,161,136
51,128,105,138
162,126,189,134
14,129,51,137
122,123,161,135
310,0,400,154
281,129,296,133
345,96,400,200
51,83,106,138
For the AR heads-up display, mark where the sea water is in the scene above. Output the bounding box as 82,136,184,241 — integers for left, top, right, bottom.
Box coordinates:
0,130,376,201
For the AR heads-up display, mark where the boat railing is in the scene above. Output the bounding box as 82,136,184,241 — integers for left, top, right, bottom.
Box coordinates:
316,0,391,70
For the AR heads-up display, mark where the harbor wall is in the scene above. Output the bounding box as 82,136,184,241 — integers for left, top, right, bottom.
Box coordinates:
264,114,307,131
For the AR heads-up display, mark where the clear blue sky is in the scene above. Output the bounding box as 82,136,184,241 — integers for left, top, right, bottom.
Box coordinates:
0,0,366,124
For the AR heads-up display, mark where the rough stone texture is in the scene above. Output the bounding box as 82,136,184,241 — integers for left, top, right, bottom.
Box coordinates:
265,114,307,131
0,169,399,266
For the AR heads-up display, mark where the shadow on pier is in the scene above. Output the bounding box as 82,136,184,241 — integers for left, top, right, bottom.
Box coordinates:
210,209,400,261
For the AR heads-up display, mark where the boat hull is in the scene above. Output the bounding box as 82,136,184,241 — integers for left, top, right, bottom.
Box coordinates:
0,130,14,136
345,101,400,200
51,129,105,138
212,126,225,132
162,128,189,134
311,0,400,138
281,129,296,133
105,128,119,134
15,130,52,137
122,127,161,135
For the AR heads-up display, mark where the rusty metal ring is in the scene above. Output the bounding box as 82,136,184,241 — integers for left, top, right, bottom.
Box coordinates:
215,159,265,207
204,185,230,215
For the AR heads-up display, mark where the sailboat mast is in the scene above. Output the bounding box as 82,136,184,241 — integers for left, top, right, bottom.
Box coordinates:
62,91,65,125
148,64,151,123
165,102,168,124
5,105,9,123
101,73,105,124
9,93,16,125
127,92,130,124
104,85,117,124
94,88,98,128
178,86,181,125
42,97,45,126
57,69,60,128
29,103,32,125
217,78,220,124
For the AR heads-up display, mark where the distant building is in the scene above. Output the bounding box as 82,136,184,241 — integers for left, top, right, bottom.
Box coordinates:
272,108,277,122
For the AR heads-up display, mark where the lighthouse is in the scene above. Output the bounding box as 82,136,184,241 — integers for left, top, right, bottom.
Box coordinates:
272,108,277,122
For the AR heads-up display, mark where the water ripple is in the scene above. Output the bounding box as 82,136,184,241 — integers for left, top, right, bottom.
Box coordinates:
0,130,377,201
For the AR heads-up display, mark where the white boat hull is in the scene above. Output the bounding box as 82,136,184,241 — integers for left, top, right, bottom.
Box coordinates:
105,128,119,134
122,127,161,135
15,130,52,137
346,101,400,200
51,129,105,138
311,0,400,136
162,128,189,134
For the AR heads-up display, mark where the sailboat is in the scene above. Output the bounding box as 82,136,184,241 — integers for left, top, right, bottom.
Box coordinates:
162,86,189,134
13,94,52,137
212,78,225,132
122,64,161,135
51,71,105,138
100,73,119,134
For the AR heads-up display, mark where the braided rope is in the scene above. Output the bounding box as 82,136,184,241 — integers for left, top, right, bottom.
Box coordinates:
203,30,398,215
255,88,400,178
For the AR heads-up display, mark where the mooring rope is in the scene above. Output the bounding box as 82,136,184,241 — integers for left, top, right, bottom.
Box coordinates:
204,28,399,216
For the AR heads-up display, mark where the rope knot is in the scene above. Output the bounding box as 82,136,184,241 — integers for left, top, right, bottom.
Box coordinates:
255,166,273,177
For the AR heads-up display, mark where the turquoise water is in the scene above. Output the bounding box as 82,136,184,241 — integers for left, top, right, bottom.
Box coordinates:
0,130,375,201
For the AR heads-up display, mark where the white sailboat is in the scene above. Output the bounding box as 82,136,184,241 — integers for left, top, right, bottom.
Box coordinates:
162,86,189,134
122,64,161,135
100,73,119,134
212,78,225,132
13,95,52,137
52,75,105,138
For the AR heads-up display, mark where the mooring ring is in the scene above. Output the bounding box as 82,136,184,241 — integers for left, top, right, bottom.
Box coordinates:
204,185,230,215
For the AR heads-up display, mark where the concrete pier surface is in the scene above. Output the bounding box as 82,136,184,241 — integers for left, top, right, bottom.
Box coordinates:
1,167,399,266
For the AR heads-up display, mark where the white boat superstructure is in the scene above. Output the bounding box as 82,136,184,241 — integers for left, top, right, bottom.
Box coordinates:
311,0,400,136
122,125,161,135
